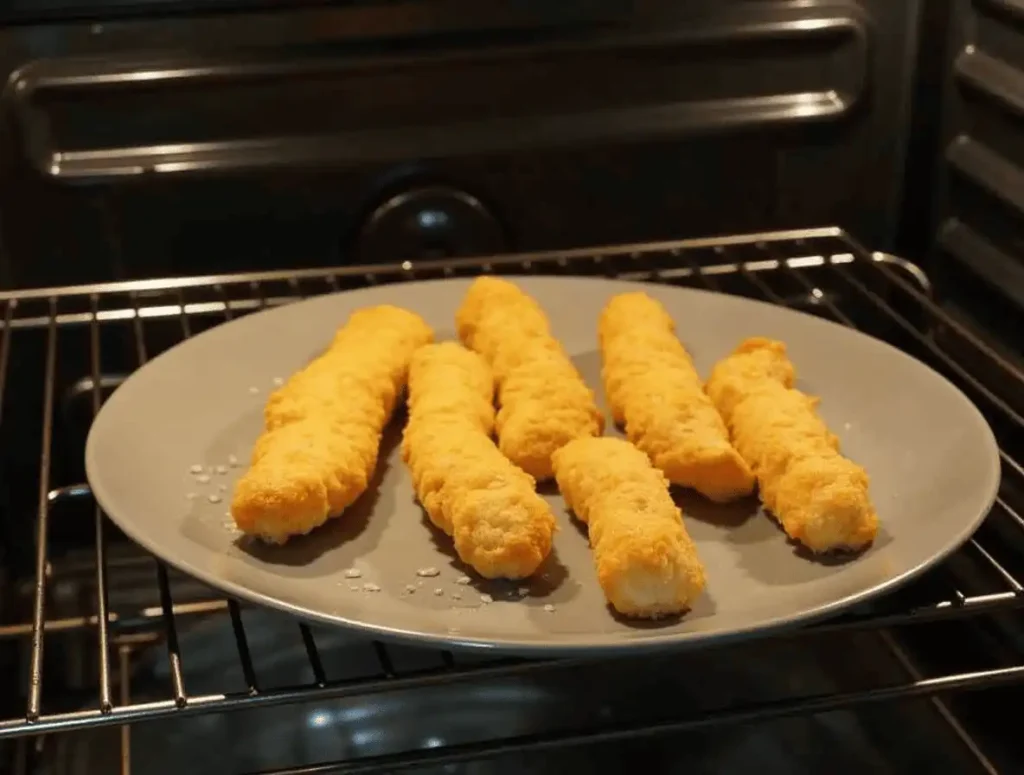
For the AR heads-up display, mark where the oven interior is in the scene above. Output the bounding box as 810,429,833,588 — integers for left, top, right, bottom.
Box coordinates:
2,1,1024,773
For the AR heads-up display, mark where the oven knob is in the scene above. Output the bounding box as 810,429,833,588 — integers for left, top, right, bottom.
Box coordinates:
355,187,507,262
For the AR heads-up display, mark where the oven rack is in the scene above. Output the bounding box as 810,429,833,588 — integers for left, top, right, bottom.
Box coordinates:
0,227,1022,769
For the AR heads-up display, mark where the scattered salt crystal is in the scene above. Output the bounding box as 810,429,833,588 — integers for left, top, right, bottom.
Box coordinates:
248,386,259,395
517,587,528,596
343,568,362,579
207,494,222,504
448,627,460,635
197,474,211,484
349,585,359,591
272,377,284,386
189,464,203,474
404,584,416,594
218,484,227,492
543,604,555,613
479,593,493,604
450,592,461,601
455,576,471,585
185,492,197,500
228,454,240,467
416,567,440,577
363,582,381,592
215,465,228,475
434,588,444,596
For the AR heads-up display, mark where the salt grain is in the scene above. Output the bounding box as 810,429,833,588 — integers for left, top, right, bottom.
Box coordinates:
215,465,228,475
197,474,211,484
433,588,444,596
272,377,284,386
416,567,440,577
349,585,359,591
543,604,556,613
363,583,381,593
405,584,417,594
343,568,362,579
207,494,222,504
248,386,259,395
479,593,493,604
218,484,227,492
228,454,240,467
455,576,471,585
189,464,203,474
517,587,528,596
450,592,462,601
185,492,197,500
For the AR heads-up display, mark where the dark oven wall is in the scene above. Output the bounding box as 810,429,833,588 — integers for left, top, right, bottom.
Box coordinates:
0,0,919,288
926,0,1024,358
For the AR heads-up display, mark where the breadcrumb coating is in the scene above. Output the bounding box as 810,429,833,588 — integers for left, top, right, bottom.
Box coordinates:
456,277,603,480
231,305,433,543
402,342,556,579
552,436,706,618
706,337,879,552
599,292,755,502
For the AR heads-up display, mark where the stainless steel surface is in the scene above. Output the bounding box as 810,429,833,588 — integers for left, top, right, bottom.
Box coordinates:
0,228,1021,775
83,265,1000,653
27,305,56,721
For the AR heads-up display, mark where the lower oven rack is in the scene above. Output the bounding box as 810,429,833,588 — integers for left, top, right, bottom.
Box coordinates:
0,227,1022,772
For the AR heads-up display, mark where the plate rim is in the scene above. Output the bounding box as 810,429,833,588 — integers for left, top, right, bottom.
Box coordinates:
85,275,1003,655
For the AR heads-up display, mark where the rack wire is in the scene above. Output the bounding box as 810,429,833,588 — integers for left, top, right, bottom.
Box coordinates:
0,227,1022,772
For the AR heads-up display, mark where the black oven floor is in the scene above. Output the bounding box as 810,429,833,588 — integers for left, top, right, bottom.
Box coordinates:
27,603,993,775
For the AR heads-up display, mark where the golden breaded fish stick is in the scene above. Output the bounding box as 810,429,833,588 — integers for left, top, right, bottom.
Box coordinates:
455,277,603,480
232,305,433,543
402,342,556,579
598,292,755,502
706,337,878,553
552,437,706,618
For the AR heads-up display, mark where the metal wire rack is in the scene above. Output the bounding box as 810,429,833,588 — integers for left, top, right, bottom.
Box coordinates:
0,227,1023,773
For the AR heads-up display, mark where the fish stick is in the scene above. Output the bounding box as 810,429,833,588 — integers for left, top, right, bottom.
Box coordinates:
705,337,878,553
231,305,433,544
552,437,706,618
455,277,604,480
402,342,556,579
598,292,755,502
